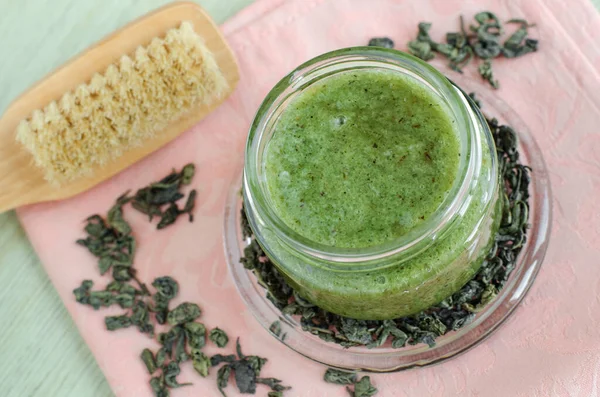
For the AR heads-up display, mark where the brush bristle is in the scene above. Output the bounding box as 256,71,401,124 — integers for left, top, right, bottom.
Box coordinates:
16,22,228,184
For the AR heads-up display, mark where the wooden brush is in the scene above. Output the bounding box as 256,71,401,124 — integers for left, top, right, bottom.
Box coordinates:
0,2,239,213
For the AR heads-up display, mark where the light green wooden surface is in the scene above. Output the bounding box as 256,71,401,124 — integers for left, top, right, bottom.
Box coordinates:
0,1,598,396
0,1,251,396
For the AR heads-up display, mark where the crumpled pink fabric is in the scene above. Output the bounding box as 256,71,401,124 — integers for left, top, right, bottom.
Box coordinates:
17,0,600,396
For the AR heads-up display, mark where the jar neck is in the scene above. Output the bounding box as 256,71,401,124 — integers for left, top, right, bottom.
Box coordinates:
244,47,494,269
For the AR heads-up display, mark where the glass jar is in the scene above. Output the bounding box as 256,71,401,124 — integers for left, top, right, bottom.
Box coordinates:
242,47,501,320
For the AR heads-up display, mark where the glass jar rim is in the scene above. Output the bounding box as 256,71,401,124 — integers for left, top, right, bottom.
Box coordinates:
244,47,492,264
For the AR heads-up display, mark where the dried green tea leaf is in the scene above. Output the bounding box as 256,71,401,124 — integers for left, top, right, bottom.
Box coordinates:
87,290,115,309
407,22,437,60
503,21,527,48
114,293,135,309
191,349,210,377
157,203,180,230
156,347,167,368
131,200,161,221
112,265,133,282
152,276,179,299
349,376,378,397
463,284,498,313
416,22,434,41
159,326,182,359
150,276,179,324
156,169,181,185
433,42,455,57
210,354,236,366
150,376,169,397
98,256,114,275
257,377,291,392
184,321,207,349
77,209,136,276
232,360,257,394
418,314,447,336
367,320,403,349
107,194,132,236
147,185,182,206
367,37,394,49
83,215,107,237
106,281,138,296
105,314,131,331
340,318,372,345
173,328,188,363
391,334,408,348
235,337,245,359
388,324,409,348
245,355,267,376
181,163,195,185
474,11,501,25
163,361,192,388
130,164,197,229
473,39,502,59
240,205,253,239
182,190,197,222
472,12,502,39
401,322,437,347
167,302,201,326
152,293,170,325
478,59,499,88
506,18,535,27
73,280,93,305
131,300,154,335
269,320,282,337
408,40,435,61
217,364,232,397
324,368,357,385
503,19,538,58
210,327,229,348
141,349,157,374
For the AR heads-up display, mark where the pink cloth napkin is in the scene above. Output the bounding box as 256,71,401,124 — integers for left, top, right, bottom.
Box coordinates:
17,0,600,396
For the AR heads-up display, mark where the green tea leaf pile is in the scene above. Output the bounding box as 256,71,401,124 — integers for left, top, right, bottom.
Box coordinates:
324,368,378,397
74,164,290,397
369,11,539,88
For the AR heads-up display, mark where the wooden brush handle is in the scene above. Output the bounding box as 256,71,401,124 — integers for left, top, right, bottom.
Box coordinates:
0,1,239,213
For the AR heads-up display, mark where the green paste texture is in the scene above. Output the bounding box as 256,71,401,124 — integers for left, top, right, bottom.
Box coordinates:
265,69,461,248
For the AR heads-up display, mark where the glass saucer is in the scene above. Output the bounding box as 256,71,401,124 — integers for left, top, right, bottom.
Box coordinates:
223,81,552,372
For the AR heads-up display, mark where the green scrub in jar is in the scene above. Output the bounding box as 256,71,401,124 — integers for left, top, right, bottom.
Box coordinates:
244,48,500,320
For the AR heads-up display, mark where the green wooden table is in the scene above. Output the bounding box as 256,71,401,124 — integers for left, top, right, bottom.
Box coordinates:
0,2,251,396
0,1,598,396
